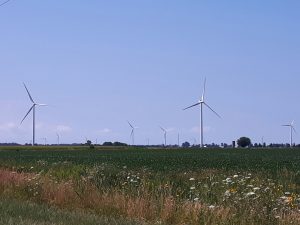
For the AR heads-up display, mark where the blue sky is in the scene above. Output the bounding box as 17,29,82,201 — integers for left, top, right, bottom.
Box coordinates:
0,1,299,145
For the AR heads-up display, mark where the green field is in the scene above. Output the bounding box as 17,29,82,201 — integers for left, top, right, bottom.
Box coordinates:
1,146,300,225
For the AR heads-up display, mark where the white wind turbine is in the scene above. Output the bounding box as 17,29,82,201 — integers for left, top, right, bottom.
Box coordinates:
127,121,138,146
183,78,221,148
56,133,60,145
21,83,47,146
160,126,167,146
282,121,297,147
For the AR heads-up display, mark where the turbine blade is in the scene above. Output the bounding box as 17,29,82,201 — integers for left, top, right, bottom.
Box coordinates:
159,126,166,132
37,104,47,106
291,120,295,126
23,83,35,104
20,105,34,124
293,126,297,134
204,103,221,118
201,77,206,101
282,125,290,127
183,102,200,110
127,121,134,128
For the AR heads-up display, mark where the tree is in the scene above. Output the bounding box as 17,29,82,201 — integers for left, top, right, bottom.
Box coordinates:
103,142,113,146
182,141,190,148
113,142,127,146
85,140,92,146
237,137,251,148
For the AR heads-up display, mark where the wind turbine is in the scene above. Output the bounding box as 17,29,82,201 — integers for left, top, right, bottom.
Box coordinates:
21,83,47,146
282,121,297,147
160,126,167,146
183,78,221,148
56,133,60,145
127,121,137,145
40,137,47,146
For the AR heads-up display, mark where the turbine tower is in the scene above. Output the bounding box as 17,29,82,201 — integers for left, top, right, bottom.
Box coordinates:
160,126,167,146
21,83,47,146
282,121,297,147
56,133,60,145
183,78,221,148
127,121,137,145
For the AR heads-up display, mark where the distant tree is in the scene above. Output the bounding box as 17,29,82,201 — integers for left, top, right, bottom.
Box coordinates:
237,137,251,148
103,142,113,146
85,140,92,146
113,142,127,146
182,142,190,148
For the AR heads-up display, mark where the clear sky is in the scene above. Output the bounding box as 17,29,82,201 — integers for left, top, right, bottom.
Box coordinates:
0,1,299,145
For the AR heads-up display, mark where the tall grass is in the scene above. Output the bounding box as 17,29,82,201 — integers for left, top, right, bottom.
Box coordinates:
0,196,139,225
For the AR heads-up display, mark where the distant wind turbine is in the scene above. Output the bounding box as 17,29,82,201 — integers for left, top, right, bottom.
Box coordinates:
40,137,47,146
183,78,221,148
282,121,297,147
127,121,138,145
56,133,60,145
160,126,167,146
21,83,47,146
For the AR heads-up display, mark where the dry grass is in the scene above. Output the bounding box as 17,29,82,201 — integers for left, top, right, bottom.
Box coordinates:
1,168,300,225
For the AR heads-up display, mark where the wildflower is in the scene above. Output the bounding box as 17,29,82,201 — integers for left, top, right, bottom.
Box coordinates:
208,205,215,209
225,178,232,183
280,196,287,201
253,187,260,192
190,186,195,190
229,188,237,193
194,198,199,201
284,197,293,204
189,178,195,181
245,192,255,197
224,190,231,197
264,187,270,192
233,175,239,178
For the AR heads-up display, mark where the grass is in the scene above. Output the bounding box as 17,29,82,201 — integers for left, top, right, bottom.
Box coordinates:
1,146,300,224
0,197,139,225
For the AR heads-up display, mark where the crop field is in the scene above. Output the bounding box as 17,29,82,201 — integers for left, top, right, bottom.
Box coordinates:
1,146,300,225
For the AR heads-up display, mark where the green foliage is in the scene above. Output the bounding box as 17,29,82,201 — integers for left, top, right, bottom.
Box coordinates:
0,197,138,225
86,140,92,146
182,141,190,148
237,137,252,148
